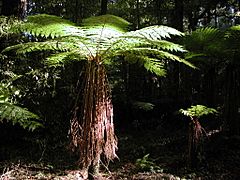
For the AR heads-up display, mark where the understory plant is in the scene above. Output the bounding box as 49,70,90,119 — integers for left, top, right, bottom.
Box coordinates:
0,78,42,131
179,105,218,168
2,14,195,178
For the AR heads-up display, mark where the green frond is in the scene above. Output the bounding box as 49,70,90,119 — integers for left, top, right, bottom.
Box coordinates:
179,105,218,119
0,102,42,131
125,25,184,41
224,25,240,52
123,54,165,76
132,101,155,111
151,40,186,52
0,16,21,37
82,14,130,33
118,47,196,69
3,40,77,55
45,51,87,67
0,82,42,131
109,37,185,52
16,14,84,38
184,27,223,53
143,57,166,76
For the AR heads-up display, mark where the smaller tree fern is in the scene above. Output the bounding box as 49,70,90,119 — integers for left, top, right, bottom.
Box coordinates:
179,105,218,168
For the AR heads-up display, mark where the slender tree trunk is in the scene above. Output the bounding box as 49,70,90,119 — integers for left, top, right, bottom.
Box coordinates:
74,0,83,24
173,0,183,31
204,67,216,106
18,0,27,19
1,0,26,19
188,117,204,168
224,64,240,135
136,0,140,29
155,0,162,24
100,0,108,15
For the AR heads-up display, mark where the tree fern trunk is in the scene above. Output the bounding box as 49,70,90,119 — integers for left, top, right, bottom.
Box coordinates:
188,117,204,168
70,59,118,178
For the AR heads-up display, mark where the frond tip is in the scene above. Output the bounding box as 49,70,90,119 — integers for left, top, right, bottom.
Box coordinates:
0,102,43,131
17,14,84,38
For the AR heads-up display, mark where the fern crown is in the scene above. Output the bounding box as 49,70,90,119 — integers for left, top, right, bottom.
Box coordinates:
3,14,195,76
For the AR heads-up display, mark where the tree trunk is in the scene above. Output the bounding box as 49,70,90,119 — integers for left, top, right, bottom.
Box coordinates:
173,0,183,31
224,64,240,135
100,0,108,15
204,67,216,106
188,117,204,168
1,0,27,19
136,0,140,29
74,0,83,24
70,60,118,178
155,0,162,24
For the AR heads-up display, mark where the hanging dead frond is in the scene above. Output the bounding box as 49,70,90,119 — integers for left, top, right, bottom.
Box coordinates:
69,58,117,171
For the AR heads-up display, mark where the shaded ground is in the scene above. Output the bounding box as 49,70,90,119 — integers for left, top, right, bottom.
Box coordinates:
1,128,240,179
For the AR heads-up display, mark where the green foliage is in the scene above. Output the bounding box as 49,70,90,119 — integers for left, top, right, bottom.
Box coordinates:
135,154,162,173
179,105,218,119
184,26,240,64
3,14,194,77
0,16,20,37
224,25,240,56
0,81,43,131
82,14,131,33
132,101,154,111
15,14,84,38
184,27,223,56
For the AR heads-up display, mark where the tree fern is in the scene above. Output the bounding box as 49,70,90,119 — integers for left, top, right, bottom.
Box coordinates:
4,14,194,74
14,14,84,38
2,14,195,178
184,27,224,56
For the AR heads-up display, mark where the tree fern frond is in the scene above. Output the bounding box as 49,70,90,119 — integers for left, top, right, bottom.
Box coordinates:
179,105,218,118
184,27,223,53
0,102,42,131
2,41,77,55
224,25,240,51
45,51,87,67
142,57,166,76
125,25,184,41
0,16,21,37
0,82,42,131
116,47,196,69
82,14,130,33
15,14,84,38
124,54,166,76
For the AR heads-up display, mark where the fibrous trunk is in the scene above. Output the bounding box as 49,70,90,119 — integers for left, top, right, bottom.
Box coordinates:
70,58,118,178
188,117,205,168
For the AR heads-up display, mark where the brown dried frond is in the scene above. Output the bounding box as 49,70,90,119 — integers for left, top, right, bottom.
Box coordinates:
69,59,118,170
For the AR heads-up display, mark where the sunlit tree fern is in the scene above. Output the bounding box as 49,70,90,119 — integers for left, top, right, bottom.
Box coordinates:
183,26,240,135
183,27,224,65
179,105,218,167
0,78,42,131
2,14,194,178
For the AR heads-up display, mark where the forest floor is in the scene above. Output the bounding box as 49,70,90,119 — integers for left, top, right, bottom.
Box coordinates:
1,127,240,180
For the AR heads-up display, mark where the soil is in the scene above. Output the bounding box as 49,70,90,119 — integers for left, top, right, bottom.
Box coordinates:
1,128,240,180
